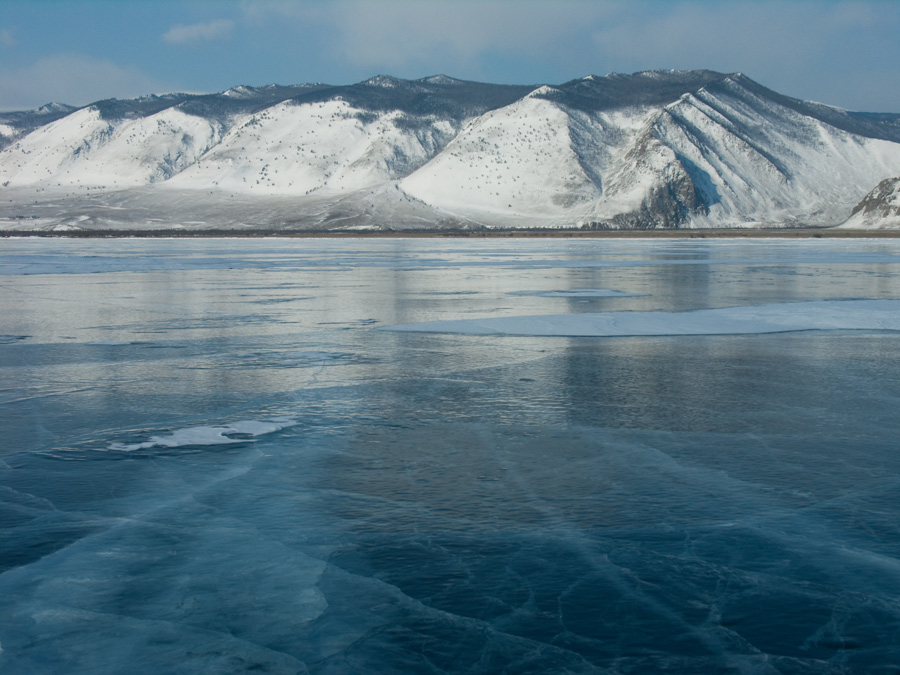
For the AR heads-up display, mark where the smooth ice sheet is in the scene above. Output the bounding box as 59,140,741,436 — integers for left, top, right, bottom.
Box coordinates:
508,288,646,298
383,299,900,337
4,238,900,675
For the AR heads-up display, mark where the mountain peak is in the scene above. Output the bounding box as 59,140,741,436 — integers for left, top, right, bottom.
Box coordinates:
362,75,407,88
527,85,561,98
34,102,77,115
223,85,260,99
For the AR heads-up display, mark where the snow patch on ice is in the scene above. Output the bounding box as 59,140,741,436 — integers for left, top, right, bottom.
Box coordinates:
108,417,298,452
383,299,900,337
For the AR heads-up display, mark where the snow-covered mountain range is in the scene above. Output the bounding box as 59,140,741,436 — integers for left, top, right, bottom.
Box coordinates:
3,71,900,231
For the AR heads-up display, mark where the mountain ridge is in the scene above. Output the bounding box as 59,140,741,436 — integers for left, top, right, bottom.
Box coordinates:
3,70,900,231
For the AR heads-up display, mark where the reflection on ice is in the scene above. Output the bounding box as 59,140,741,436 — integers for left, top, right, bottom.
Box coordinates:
508,288,646,298
385,299,900,336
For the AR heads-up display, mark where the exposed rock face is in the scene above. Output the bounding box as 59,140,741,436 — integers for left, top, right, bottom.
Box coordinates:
3,71,900,232
841,177,900,229
851,177,900,218
582,160,707,230
621,168,709,229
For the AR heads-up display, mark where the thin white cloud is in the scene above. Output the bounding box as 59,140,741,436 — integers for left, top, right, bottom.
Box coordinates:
0,54,172,110
1,28,17,49
162,18,235,45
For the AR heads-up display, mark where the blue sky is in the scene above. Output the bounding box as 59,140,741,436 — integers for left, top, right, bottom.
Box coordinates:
2,0,899,113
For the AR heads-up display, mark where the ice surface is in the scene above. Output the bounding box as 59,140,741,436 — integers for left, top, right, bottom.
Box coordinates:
3,238,900,674
508,288,646,297
4,237,900,276
384,299,900,336
284,350,353,362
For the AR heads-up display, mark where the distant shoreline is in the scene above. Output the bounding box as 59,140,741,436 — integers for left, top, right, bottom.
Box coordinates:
2,228,900,239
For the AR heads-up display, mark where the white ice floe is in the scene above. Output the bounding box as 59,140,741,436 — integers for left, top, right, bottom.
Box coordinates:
382,299,900,337
108,417,298,452
508,289,645,298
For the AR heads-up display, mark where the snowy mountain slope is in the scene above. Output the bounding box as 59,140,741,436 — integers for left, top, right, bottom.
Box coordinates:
397,73,730,227
0,103,78,150
0,76,527,195
287,75,533,120
541,70,729,113
0,105,226,189
175,84,330,123
400,90,606,224
554,72,900,227
3,70,900,231
166,98,457,196
401,72,900,229
588,122,707,229
0,86,336,191
637,75,900,226
169,74,534,198
727,75,900,144
840,176,900,228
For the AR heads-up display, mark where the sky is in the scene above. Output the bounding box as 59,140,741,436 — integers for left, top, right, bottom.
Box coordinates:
1,0,899,113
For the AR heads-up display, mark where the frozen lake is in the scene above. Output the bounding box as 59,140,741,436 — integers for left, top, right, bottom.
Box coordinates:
2,237,900,673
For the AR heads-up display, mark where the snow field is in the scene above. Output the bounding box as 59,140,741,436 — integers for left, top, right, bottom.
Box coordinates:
167,100,456,196
400,95,600,218
0,107,224,190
